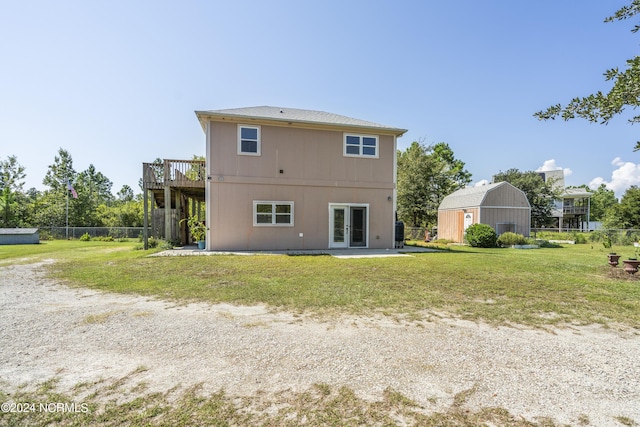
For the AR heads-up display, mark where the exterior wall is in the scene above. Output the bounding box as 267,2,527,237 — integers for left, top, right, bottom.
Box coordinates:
479,185,531,236
0,230,39,245
208,182,392,250
437,208,479,243
478,207,531,237
208,122,394,184
206,121,396,250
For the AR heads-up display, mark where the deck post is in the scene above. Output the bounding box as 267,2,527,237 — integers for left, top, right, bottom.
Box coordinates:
143,182,148,250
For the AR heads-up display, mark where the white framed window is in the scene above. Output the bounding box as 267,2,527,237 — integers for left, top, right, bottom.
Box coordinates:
238,125,261,155
253,201,294,226
343,133,378,158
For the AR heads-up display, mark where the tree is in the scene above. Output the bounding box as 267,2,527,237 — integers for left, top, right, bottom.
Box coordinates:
492,169,560,228
397,141,471,227
588,184,619,221
534,1,640,150
117,185,134,202
0,155,27,227
38,148,76,227
73,164,114,226
608,185,640,228
43,148,76,192
0,155,26,193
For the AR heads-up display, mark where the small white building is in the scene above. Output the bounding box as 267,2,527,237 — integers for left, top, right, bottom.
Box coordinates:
0,228,40,245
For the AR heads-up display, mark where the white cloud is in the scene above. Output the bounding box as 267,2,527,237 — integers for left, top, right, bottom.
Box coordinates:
474,179,490,187
536,159,572,177
588,157,640,197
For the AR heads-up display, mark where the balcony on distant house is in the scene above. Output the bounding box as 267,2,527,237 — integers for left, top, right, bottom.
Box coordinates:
562,206,589,215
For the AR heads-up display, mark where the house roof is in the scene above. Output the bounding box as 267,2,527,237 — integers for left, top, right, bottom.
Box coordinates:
561,188,592,198
195,106,407,136
438,182,528,210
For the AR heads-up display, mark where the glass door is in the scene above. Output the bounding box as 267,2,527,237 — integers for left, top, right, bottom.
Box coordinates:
329,204,368,248
330,205,349,248
350,207,367,247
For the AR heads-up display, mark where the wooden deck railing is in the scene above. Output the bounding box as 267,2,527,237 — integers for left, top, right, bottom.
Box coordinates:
143,159,206,189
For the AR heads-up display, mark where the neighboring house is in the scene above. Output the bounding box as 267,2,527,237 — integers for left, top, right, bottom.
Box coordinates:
537,170,592,230
437,182,531,243
0,228,39,245
194,106,407,251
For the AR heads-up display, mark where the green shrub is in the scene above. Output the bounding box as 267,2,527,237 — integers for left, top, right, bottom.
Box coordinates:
497,232,526,247
160,240,174,250
572,232,587,244
464,224,497,248
148,237,158,248
38,230,53,241
536,239,563,248
79,232,91,241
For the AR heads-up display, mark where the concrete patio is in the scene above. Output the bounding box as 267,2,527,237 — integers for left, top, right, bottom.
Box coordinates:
152,245,438,258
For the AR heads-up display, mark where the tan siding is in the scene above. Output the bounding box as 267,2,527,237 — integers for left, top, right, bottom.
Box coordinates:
208,182,393,250
210,122,394,184
437,207,479,243
206,120,396,250
482,184,529,207
479,208,531,236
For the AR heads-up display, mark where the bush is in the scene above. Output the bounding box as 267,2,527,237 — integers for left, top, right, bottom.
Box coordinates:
148,237,158,248
497,232,526,247
464,224,497,248
79,232,91,241
572,232,587,244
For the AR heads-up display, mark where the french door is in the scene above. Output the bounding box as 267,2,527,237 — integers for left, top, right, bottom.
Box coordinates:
329,204,368,248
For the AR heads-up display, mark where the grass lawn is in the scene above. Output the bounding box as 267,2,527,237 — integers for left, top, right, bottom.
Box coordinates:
2,240,639,426
2,239,639,329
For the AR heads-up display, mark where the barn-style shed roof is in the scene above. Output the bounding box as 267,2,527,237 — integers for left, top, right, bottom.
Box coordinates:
439,182,529,210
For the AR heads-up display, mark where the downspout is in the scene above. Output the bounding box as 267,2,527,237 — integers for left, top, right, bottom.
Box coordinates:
205,121,212,250
392,134,398,248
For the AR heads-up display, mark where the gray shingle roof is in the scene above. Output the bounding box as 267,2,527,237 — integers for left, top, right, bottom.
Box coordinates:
195,106,407,136
439,182,508,210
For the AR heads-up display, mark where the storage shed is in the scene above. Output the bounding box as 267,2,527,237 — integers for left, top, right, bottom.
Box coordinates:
437,182,531,243
0,228,40,245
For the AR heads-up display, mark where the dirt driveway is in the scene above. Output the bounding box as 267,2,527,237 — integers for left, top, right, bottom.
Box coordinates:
1,261,639,426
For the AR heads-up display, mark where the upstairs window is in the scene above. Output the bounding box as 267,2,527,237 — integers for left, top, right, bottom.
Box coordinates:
343,134,378,158
238,125,261,155
253,201,294,226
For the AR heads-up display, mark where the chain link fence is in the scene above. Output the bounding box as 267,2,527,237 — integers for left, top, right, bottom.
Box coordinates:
40,227,146,240
402,225,640,245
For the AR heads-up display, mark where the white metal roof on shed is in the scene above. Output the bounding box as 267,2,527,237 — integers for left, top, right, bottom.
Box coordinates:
195,106,407,136
438,182,525,210
0,228,39,235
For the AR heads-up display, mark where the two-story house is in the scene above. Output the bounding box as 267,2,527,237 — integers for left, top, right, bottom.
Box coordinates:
538,169,592,230
195,106,407,251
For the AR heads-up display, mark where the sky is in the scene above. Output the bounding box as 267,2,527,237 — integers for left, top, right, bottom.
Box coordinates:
1,0,639,199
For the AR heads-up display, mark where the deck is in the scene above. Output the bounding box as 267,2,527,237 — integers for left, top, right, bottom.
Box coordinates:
142,159,206,248
142,159,206,208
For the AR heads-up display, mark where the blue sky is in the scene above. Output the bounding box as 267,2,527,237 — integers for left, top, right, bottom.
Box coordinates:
1,0,639,198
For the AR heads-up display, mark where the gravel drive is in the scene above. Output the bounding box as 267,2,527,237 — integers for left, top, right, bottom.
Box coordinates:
1,261,639,426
